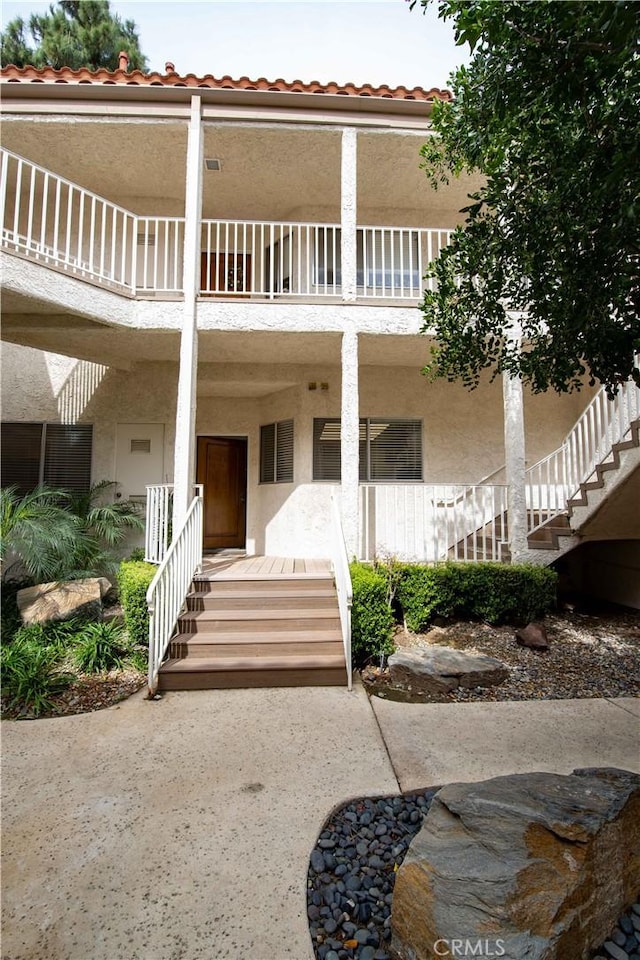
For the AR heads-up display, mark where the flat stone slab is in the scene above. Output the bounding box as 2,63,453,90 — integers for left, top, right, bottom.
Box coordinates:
388,645,508,695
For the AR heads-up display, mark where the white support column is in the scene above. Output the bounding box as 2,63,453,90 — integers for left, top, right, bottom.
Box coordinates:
502,332,528,562
172,95,203,531
341,329,359,557
341,127,357,303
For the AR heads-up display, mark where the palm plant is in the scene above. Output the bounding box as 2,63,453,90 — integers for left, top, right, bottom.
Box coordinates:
0,485,86,582
0,480,144,583
63,480,144,578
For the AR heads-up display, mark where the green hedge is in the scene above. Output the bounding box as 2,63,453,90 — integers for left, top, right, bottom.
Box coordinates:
350,562,395,666
393,562,557,632
117,560,156,647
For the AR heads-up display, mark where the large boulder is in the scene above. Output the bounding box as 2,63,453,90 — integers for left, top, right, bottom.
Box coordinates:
388,646,508,695
391,768,640,960
17,578,111,626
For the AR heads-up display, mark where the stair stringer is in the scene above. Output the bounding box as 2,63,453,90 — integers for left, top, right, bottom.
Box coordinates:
521,420,640,567
567,439,640,533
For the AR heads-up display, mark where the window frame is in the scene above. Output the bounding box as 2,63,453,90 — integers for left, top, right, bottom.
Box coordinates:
312,417,423,483
259,418,294,484
1,421,93,496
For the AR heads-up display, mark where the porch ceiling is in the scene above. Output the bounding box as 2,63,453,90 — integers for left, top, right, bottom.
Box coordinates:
2,117,481,226
1,320,180,370
1,118,189,215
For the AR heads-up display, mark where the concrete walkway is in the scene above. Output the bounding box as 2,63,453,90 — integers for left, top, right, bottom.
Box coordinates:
2,688,639,960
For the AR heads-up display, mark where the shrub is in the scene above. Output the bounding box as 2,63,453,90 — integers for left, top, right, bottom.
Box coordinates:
350,562,395,666
395,562,558,632
117,560,156,647
1,635,73,717
72,620,127,673
12,619,84,655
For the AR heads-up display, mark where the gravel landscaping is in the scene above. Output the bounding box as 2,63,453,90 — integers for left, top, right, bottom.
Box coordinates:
362,605,640,703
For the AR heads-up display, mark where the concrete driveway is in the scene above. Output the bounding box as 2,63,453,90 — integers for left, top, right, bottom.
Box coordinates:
2,687,639,960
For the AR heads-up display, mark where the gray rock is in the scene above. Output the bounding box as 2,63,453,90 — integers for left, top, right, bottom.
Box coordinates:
310,850,325,873
515,621,549,650
613,928,629,947
604,943,629,960
388,645,508,695
17,578,105,625
391,768,640,960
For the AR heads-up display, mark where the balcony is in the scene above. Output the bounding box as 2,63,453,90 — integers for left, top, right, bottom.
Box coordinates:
1,148,450,303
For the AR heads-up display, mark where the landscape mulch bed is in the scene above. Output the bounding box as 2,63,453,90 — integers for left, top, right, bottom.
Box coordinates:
361,605,640,703
2,669,146,720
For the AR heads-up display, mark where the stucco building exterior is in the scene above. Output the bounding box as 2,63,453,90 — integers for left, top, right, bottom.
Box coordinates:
1,60,638,614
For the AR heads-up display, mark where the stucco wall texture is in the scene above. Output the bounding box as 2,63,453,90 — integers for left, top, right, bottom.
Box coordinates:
1,342,592,558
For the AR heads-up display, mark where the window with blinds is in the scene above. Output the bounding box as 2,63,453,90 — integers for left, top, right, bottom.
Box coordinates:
260,419,294,483
313,418,422,482
1,422,93,496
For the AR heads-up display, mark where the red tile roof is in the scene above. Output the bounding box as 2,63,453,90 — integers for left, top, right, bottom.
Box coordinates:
0,63,451,102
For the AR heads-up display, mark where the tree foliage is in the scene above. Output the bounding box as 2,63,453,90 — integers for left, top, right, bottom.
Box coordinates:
1,0,147,72
415,0,640,393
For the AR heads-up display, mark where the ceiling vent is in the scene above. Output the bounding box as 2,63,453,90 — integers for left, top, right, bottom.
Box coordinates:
204,158,222,172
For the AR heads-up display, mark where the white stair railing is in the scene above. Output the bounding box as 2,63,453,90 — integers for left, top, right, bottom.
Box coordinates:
146,487,203,696
330,491,353,690
526,375,640,531
359,483,508,563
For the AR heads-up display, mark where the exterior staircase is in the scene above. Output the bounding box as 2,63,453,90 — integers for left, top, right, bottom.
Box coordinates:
157,564,347,690
449,411,640,565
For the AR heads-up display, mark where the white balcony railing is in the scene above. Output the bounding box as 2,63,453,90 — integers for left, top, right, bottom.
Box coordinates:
200,219,452,300
0,148,184,294
1,150,452,302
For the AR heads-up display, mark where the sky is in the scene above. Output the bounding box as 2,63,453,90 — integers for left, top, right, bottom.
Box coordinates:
0,0,469,90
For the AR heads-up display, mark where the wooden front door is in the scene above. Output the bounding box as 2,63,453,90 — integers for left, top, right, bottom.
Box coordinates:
196,437,247,550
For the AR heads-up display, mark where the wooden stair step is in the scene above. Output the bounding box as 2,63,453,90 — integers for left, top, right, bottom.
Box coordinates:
186,593,338,611
189,586,335,598
170,635,344,659
173,628,343,644
194,573,333,586
157,654,347,690
178,616,340,635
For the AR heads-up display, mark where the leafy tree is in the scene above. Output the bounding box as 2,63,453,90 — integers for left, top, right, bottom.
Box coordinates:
1,0,148,72
414,0,639,394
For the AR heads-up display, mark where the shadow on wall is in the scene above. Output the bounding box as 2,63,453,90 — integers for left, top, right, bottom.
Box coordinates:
561,539,640,611
56,358,108,423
